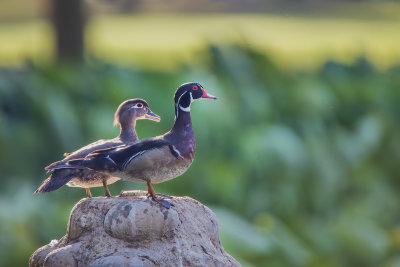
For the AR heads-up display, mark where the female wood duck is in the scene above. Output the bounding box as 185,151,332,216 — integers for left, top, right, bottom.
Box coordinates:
64,82,216,208
35,99,160,197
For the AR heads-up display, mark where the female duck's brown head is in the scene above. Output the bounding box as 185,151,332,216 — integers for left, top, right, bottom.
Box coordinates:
114,99,160,127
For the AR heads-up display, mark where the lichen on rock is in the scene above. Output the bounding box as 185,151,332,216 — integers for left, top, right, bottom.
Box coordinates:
29,194,240,267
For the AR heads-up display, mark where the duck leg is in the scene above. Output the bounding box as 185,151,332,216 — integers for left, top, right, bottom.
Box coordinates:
146,181,172,209
146,182,172,199
85,188,92,198
103,180,112,197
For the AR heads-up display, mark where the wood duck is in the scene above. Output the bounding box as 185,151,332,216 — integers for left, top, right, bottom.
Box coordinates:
35,99,160,197
63,82,216,208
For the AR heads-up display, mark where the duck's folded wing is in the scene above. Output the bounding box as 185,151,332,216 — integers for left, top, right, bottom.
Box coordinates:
66,139,180,172
83,143,126,155
45,143,126,172
45,160,82,172
62,139,124,160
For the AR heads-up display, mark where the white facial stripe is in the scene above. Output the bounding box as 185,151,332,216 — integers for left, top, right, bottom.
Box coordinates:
127,103,144,110
176,92,186,108
175,91,187,118
179,105,190,112
127,106,138,111
177,91,193,113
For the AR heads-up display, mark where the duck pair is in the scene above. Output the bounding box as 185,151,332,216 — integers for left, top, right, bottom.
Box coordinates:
35,82,216,208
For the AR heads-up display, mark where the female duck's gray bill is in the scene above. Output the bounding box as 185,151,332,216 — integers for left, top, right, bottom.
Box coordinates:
145,108,161,122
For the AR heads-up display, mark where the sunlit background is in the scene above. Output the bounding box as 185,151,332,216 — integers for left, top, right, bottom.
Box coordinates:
1,0,400,266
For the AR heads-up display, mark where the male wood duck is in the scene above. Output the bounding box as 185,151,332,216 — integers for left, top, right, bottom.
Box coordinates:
64,82,216,208
35,99,160,197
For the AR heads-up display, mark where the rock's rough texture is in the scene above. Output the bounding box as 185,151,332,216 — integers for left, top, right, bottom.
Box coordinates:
29,194,240,267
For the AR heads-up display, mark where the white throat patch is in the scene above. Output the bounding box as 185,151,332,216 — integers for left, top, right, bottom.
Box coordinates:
179,92,193,112
176,92,193,117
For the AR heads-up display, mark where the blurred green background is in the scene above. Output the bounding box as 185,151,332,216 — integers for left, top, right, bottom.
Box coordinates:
1,0,400,266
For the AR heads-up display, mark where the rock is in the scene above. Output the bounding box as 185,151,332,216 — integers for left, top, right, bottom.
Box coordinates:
29,240,59,267
30,194,240,267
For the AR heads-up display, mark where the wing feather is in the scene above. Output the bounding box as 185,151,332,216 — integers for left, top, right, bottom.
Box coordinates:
68,139,176,172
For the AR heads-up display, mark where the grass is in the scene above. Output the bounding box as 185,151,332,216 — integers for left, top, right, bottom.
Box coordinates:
1,14,400,70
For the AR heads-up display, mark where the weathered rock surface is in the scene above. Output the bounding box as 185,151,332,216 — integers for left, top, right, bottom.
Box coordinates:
29,193,240,267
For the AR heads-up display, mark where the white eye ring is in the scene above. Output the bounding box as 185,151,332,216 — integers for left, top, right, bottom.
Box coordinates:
136,103,144,108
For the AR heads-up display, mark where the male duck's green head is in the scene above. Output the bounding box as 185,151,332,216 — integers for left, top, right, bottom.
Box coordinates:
174,82,217,115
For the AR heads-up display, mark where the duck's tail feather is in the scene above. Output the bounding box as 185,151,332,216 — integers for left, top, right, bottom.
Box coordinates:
34,170,76,194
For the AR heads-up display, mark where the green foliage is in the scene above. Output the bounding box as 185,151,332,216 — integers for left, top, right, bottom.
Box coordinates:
1,45,400,267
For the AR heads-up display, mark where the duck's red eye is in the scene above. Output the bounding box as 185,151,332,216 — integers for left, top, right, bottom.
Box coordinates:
192,85,198,90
